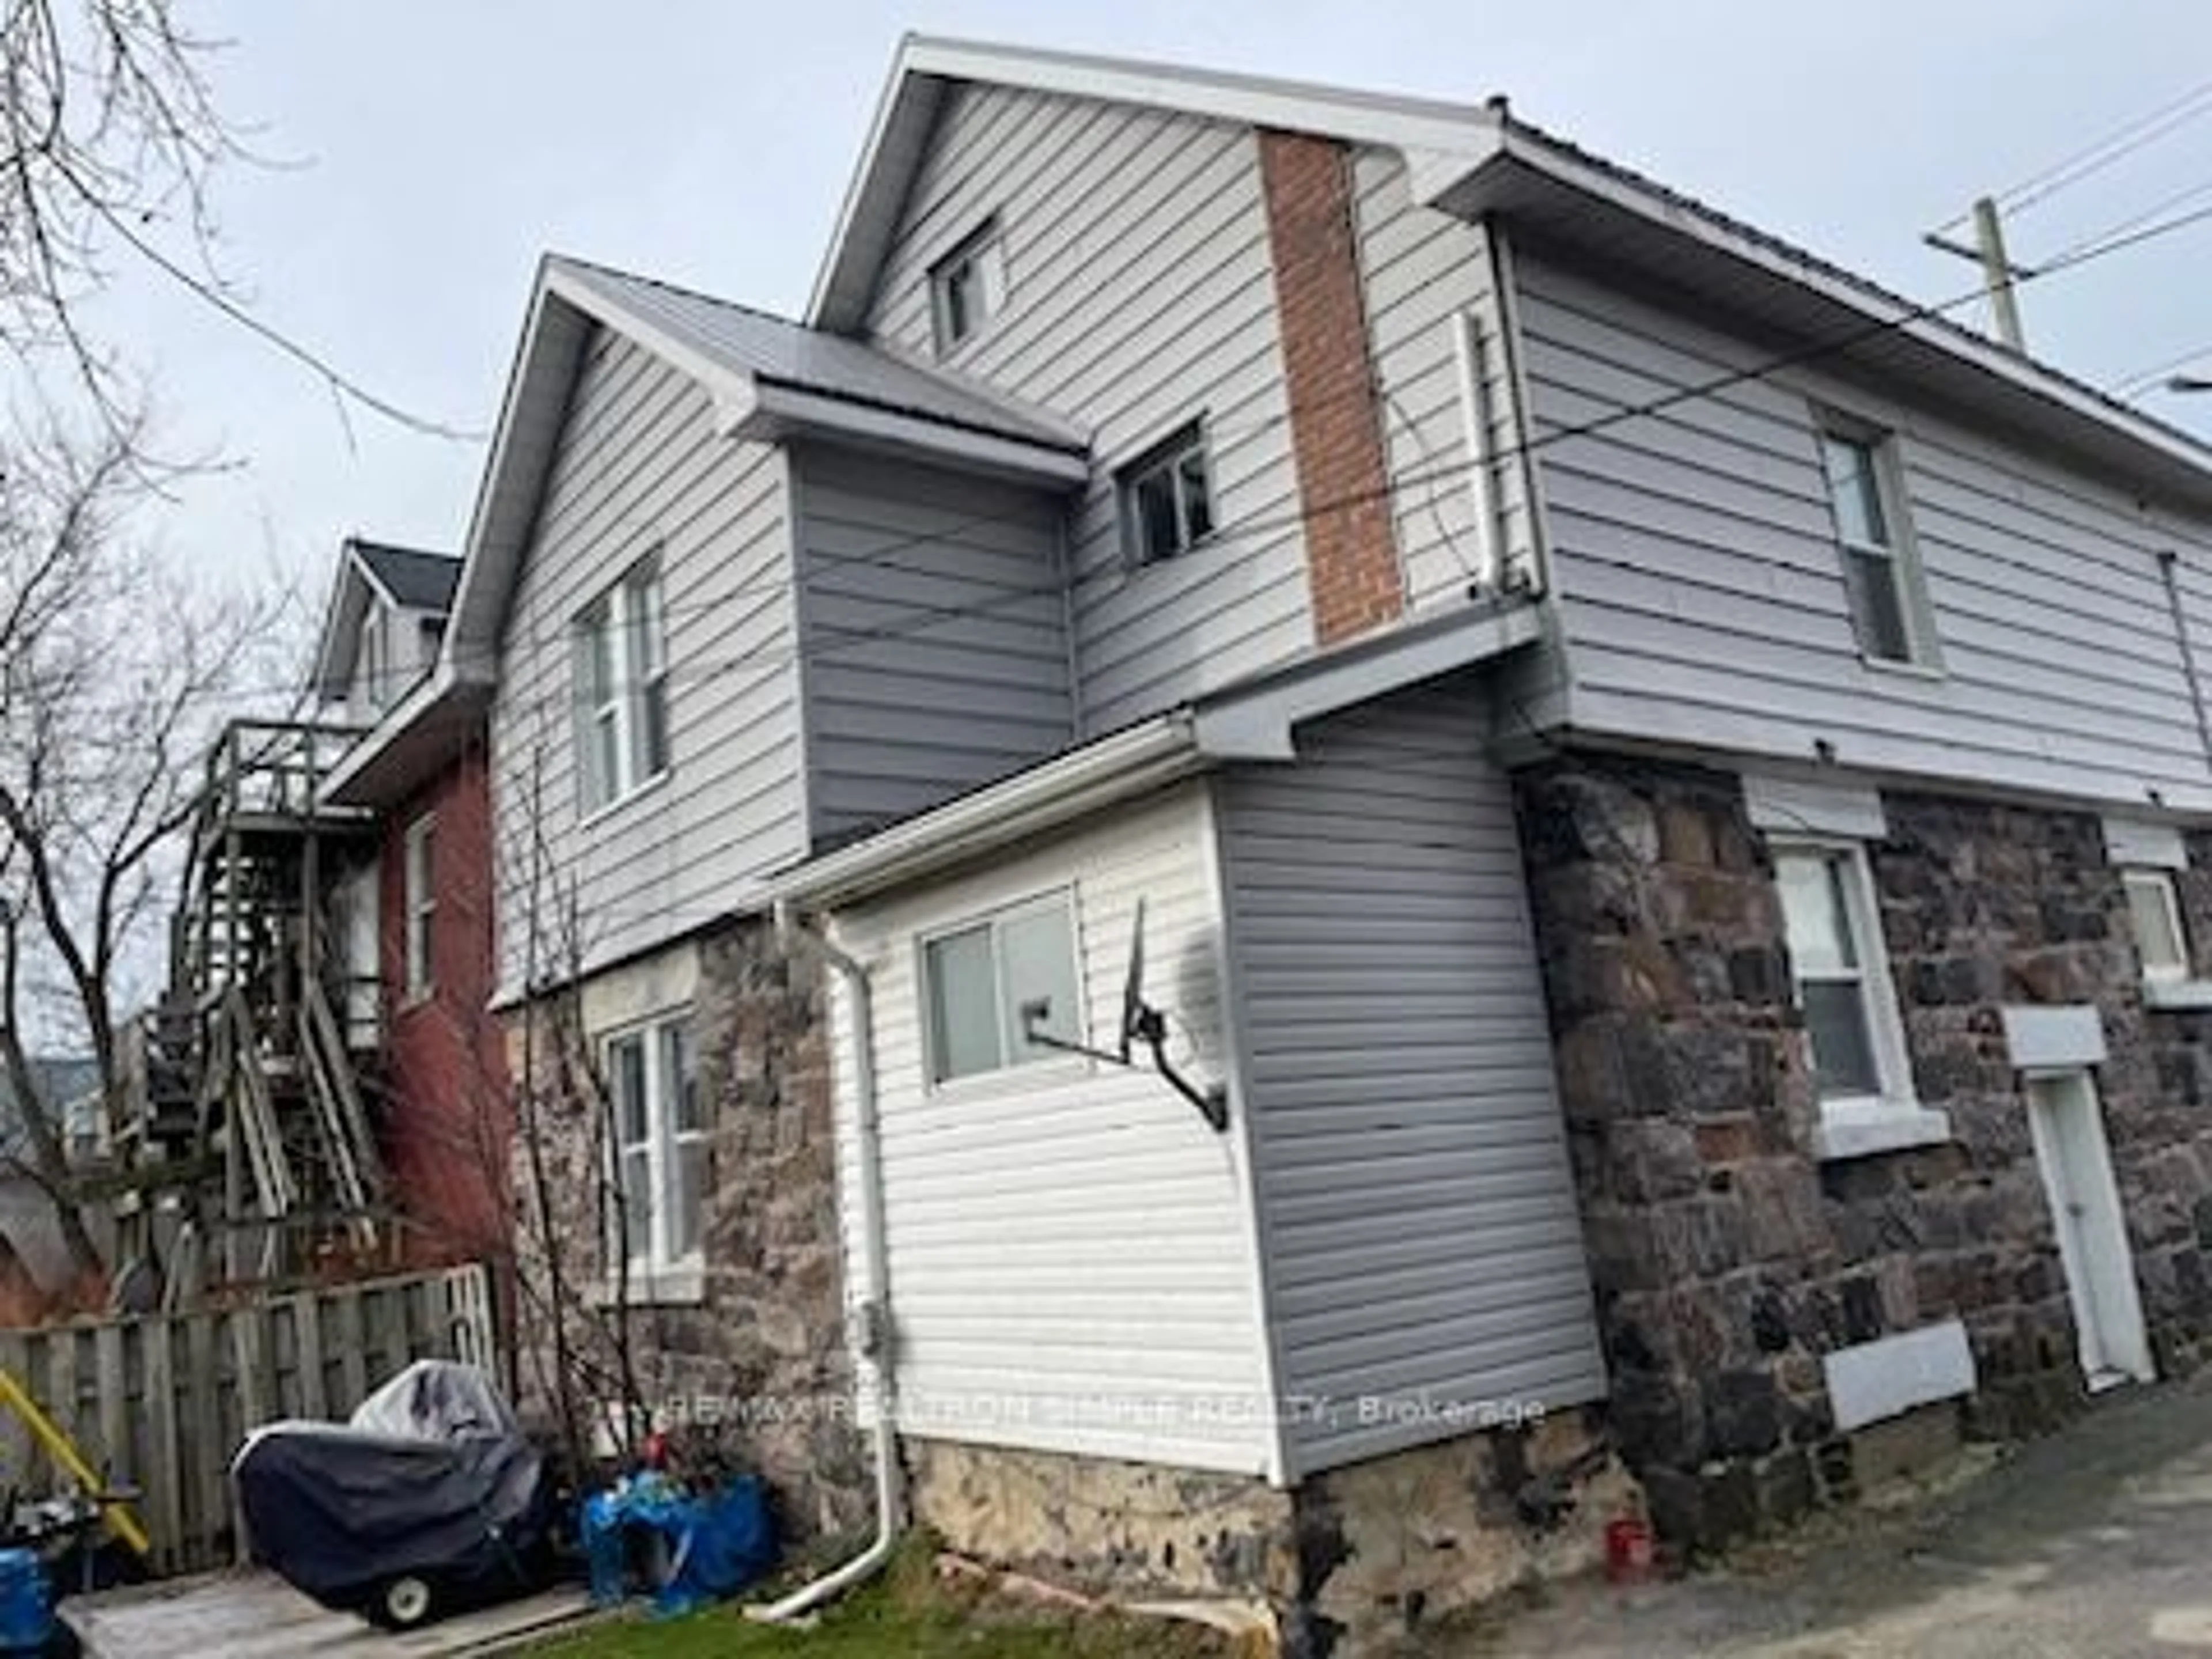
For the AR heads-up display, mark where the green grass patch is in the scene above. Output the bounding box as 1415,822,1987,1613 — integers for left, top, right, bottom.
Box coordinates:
528,1540,1238,1658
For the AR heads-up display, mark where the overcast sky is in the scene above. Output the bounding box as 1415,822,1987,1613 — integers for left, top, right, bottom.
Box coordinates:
89,0,2212,612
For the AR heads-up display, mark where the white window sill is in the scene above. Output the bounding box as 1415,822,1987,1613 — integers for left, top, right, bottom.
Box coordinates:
578,767,672,834
1816,1104,1953,1162
1859,654,1945,681
2143,976,2212,1012
589,1262,705,1308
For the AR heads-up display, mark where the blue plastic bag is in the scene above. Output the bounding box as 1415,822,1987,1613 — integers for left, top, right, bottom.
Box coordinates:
0,1548,51,1654
581,1474,777,1615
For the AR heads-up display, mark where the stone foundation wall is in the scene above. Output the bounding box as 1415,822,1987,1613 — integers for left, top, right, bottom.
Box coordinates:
507,916,868,1541
906,1410,1633,1658
1516,752,2212,1550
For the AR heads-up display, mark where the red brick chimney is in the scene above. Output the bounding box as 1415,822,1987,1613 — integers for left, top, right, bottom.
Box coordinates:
1259,130,1405,646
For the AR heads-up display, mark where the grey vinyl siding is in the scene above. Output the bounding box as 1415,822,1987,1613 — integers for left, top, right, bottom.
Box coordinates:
1217,679,1605,1476
862,84,1311,735
1350,150,1540,611
793,445,1073,843
491,327,803,983
1514,248,2212,808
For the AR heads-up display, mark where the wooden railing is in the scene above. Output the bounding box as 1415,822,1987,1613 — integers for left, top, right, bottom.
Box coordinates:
0,1264,495,1577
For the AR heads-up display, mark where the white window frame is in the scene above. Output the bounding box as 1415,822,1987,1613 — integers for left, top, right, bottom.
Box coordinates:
357,601,391,715
918,890,1085,1089
573,555,670,817
1772,838,1945,1160
1814,417,1940,672
402,813,435,1002
2123,867,2191,985
930,219,1007,355
1119,420,1217,567
604,1013,705,1283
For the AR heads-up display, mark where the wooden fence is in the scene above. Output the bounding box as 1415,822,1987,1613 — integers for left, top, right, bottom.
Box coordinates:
0,1265,496,1576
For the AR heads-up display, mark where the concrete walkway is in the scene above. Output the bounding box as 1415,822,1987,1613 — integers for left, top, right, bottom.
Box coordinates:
1463,1372,2212,1657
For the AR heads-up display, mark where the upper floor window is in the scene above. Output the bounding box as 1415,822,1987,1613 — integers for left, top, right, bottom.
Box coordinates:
403,813,436,1001
1817,425,1936,668
922,893,1081,1085
607,1015,704,1277
357,603,392,714
1119,422,1215,566
930,221,1006,355
573,555,669,815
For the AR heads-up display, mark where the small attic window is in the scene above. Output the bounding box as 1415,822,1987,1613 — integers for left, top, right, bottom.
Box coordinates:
930,221,1006,355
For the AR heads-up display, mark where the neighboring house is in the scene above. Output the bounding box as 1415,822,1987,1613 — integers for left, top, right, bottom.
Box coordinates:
378,33,2212,1652
312,543,509,1270
0,1058,104,1294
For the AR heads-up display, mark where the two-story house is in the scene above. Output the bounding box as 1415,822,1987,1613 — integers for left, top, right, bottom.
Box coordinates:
397,35,2212,1653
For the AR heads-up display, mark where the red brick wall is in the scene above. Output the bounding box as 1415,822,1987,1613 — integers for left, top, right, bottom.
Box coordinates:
1259,129,1404,645
377,741,510,1267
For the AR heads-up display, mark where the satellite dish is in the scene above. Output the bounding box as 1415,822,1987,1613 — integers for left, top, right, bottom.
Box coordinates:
1116,898,1147,1066
1016,897,1228,1134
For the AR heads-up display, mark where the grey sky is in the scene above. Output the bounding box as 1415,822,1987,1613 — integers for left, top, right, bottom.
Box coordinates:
96,1,2212,628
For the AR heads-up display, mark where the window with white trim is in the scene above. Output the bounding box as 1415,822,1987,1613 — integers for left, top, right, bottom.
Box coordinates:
356,602,392,714
1817,425,1934,668
930,221,1007,355
607,1016,704,1277
402,813,435,1000
1119,422,1215,566
573,556,669,814
921,893,1082,1085
2124,868,2191,983
1774,843,1914,1113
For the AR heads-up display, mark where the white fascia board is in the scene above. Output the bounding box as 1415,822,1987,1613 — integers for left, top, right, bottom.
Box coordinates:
767,715,1203,909
1419,137,2212,494
542,265,756,421
1194,603,1543,761
319,662,461,809
736,381,1090,488
309,559,369,700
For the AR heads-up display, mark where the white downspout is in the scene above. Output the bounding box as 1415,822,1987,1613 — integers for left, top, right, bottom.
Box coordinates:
746,902,900,1623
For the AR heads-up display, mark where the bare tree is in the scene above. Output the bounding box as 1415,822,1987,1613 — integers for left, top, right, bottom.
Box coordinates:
0,403,296,1279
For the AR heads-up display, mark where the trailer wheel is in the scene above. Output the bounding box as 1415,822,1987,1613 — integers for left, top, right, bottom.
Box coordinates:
370,1574,435,1630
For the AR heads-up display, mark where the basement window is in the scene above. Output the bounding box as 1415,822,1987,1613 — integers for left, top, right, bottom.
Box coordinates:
1119,422,1215,566
930,220,1007,355
607,1016,704,1278
2124,869,2190,983
922,893,1082,1085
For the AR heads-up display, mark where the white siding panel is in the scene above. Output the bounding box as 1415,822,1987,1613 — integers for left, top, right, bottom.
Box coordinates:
793,446,1073,843
1218,681,1607,1475
491,329,804,981
1351,150,1540,610
825,785,1275,1475
1516,251,2212,808
863,85,1312,734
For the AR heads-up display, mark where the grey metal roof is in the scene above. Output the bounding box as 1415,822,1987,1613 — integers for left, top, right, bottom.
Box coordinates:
351,540,460,613
549,256,1087,453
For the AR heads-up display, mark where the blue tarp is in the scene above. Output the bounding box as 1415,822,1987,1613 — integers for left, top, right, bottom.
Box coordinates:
581,1473,777,1616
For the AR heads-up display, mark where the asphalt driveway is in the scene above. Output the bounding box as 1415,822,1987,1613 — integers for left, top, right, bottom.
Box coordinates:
1458,1370,2212,1657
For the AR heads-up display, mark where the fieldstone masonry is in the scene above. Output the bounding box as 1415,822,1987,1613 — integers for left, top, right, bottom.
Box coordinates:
1517,752,2212,1551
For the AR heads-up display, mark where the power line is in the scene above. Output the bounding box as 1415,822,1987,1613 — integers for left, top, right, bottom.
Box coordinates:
1946,78,2212,227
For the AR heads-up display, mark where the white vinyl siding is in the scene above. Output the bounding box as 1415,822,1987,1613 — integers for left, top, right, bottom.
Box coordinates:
824,785,1274,1475
862,84,1312,734
490,329,805,986
792,447,1073,845
1215,680,1606,1475
1514,249,2212,811
1349,150,1541,611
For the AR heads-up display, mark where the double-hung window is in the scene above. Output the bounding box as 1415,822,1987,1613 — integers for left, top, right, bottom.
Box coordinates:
402,813,435,1000
574,556,669,814
922,893,1082,1085
2106,817,2198,994
1817,423,1935,668
930,220,1007,355
607,1017,705,1278
1119,422,1215,566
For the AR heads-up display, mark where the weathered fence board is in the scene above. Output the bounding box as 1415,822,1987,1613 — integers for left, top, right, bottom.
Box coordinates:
0,1265,494,1576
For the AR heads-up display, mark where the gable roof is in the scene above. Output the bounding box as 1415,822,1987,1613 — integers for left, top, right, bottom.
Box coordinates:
310,537,460,703
812,35,2212,511
443,253,1090,676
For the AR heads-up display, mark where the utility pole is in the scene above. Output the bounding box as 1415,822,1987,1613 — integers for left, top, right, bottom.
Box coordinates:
1925,195,2032,353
